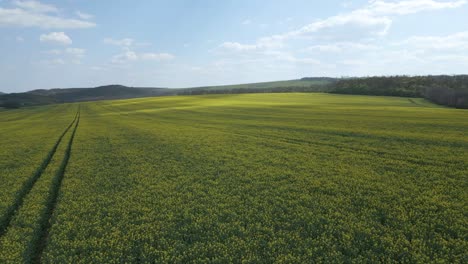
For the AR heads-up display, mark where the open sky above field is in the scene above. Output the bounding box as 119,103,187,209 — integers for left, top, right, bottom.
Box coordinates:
1,0,468,92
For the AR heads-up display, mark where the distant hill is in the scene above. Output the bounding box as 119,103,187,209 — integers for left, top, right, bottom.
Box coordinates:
1,76,467,109
0,85,171,108
27,85,171,102
0,92,57,108
0,79,335,108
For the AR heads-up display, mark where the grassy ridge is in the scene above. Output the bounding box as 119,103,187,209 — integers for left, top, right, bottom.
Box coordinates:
28,94,467,262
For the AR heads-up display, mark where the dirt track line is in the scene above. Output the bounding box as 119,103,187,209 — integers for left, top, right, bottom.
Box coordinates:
31,107,80,264
0,109,79,238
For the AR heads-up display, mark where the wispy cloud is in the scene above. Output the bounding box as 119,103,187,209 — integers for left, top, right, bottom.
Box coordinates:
75,10,93,20
139,53,174,60
365,0,467,15
65,47,85,57
304,42,379,53
39,32,72,45
13,0,58,13
111,51,174,63
40,58,65,65
41,47,86,65
0,1,95,29
397,31,468,50
212,0,468,80
220,0,467,52
104,37,172,64
103,38,135,47
242,19,251,25
43,49,62,55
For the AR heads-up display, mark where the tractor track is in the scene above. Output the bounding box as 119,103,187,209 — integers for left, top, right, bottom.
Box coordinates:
0,109,79,238
31,107,80,264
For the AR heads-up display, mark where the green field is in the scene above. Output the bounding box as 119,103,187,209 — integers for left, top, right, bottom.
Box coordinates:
0,93,467,263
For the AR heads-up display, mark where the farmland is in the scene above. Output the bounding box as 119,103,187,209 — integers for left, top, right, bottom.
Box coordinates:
0,93,467,263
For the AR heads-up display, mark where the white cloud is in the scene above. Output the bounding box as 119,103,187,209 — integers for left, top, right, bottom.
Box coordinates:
219,37,283,52
40,32,72,45
41,47,86,65
399,31,468,50
13,0,58,13
264,50,321,64
105,37,170,64
286,12,392,39
75,11,93,20
306,44,343,53
340,59,366,66
43,49,61,54
111,51,174,63
220,13,391,53
220,42,258,52
65,47,85,56
112,51,138,63
211,1,468,81
242,19,251,25
304,42,379,53
111,50,174,63
16,36,24,42
0,6,96,28
220,0,466,52
365,0,467,15
429,54,468,63
103,38,134,47
140,53,174,60
40,58,65,65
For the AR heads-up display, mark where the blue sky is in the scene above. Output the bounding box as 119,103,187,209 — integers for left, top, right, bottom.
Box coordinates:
1,0,468,92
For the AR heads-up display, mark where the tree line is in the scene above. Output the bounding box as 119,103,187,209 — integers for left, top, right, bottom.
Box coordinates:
331,75,468,109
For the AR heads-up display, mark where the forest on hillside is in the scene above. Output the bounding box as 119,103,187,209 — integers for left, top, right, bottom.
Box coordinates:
331,75,468,108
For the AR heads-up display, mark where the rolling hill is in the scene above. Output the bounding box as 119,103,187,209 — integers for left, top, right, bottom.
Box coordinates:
1,76,467,108
0,79,334,108
27,85,171,102
0,85,171,108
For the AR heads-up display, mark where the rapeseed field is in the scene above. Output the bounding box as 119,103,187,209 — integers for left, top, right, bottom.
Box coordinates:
1,94,466,263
